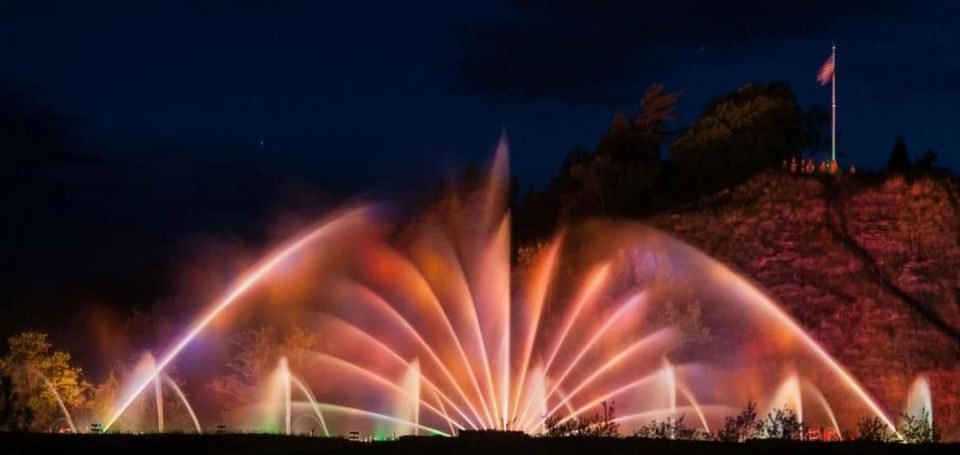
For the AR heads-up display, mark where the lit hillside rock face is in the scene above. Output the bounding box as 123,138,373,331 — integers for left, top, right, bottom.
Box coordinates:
648,171,960,440
842,177,960,331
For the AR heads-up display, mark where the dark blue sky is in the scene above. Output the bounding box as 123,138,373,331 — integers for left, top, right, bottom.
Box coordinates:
2,0,959,289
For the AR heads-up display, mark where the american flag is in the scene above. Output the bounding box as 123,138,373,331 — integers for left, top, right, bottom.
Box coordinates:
817,53,835,85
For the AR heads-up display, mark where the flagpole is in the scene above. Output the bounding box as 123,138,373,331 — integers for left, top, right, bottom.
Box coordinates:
831,43,836,162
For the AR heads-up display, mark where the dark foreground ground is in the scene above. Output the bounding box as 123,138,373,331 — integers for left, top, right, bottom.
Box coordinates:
2,434,958,455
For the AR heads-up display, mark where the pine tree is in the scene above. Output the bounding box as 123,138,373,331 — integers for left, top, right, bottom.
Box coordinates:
595,111,629,161
887,136,913,175
631,84,681,164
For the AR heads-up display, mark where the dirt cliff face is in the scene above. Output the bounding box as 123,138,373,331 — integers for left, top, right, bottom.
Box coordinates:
647,171,960,439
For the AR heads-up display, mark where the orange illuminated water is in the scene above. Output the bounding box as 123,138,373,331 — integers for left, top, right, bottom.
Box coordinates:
104,136,910,436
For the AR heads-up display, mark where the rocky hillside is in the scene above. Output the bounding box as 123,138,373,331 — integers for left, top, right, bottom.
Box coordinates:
647,171,960,439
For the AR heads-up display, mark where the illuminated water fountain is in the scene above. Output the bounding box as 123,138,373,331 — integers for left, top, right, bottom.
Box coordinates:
904,376,933,427
764,370,842,439
40,374,77,434
262,357,330,436
107,353,203,433
103,136,919,437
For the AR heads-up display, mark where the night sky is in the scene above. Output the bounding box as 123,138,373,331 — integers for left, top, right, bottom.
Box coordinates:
2,0,959,293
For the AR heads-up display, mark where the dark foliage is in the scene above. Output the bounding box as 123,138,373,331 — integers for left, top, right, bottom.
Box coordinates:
887,136,913,175
512,81,839,247
758,407,806,440
857,409,940,443
914,149,948,175
717,401,762,442
542,401,620,437
801,105,830,158
633,414,707,440
0,82,105,173
857,416,895,442
899,408,939,443
671,82,802,192
0,373,33,431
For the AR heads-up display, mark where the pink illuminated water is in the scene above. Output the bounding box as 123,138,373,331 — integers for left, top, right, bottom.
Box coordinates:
103,137,914,436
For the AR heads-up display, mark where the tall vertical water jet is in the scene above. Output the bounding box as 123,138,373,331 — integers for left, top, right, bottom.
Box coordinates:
259,357,290,433
396,359,421,435
768,372,803,423
662,359,677,417
154,372,164,433
135,353,201,433
281,357,292,435
269,357,331,436
905,375,933,426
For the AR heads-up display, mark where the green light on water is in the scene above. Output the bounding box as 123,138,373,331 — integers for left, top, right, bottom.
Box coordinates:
258,417,280,434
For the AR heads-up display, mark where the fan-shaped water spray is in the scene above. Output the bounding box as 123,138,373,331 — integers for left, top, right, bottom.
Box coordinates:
103,137,913,437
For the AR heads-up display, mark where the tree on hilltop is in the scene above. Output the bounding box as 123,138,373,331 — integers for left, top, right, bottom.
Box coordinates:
887,136,913,175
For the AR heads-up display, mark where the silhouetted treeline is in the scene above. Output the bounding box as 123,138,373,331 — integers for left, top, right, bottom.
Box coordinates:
0,81,108,172
507,81,953,248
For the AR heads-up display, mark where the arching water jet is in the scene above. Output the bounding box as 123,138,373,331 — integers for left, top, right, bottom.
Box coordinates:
800,378,842,441
676,382,709,434
40,374,76,434
110,136,916,436
289,374,330,436
708,260,898,433
103,209,371,431
161,373,202,434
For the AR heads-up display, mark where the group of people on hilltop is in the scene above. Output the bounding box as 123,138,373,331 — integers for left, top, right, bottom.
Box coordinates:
783,156,856,176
